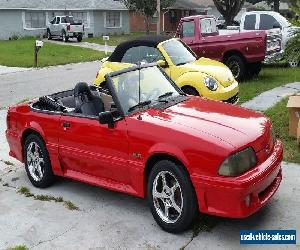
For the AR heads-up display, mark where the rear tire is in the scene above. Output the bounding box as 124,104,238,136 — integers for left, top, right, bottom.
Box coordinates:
24,134,55,188
225,55,246,81
62,31,68,42
181,86,199,96
147,160,198,233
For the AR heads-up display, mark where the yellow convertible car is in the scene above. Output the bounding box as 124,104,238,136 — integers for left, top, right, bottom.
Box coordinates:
94,36,239,104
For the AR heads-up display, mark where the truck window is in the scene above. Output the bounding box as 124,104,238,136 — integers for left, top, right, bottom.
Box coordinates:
182,21,195,37
259,14,278,30
200,18,217,35
55,17,60,24
244,14,256,30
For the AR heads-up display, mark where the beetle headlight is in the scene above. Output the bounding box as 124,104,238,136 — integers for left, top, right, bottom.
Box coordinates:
218,147,257,177
204,76,218,91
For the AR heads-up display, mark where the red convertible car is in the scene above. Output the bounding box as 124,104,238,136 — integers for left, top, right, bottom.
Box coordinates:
6,64,283,233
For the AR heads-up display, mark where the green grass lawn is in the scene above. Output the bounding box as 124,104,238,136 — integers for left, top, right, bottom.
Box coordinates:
265,98,300,164
239,65,300,103
83,32,154,46
0,37,106,68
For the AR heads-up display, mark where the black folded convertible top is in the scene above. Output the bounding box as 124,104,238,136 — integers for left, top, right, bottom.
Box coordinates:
108,35,171,62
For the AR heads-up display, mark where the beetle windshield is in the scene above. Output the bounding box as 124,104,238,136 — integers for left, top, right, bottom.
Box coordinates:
110,66,181,114
161,39,196,66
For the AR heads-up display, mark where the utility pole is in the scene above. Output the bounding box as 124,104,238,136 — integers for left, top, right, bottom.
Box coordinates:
157,0,161,35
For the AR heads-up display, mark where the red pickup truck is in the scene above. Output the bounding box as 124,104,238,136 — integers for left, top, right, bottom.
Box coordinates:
175,15,281,80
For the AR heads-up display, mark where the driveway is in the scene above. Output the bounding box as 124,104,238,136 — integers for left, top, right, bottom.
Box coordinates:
44,39,116,53
0,61,100,108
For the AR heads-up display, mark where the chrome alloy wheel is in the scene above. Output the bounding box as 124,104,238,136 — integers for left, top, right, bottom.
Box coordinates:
152,171,183,224
26,142,45,182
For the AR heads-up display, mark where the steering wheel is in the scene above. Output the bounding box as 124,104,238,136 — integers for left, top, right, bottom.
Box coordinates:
145,88,161,101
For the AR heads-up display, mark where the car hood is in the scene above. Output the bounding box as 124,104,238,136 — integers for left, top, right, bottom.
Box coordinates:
146,97,270,151
179,58,235,87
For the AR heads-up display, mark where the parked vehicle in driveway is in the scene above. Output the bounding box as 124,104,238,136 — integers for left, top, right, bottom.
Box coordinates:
6,63,283,233
175,15,282,80
47,16,84,42
94,36,239,104
219,11,300,64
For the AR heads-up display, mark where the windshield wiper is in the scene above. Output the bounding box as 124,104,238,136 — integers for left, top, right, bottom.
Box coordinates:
158,92,174,101
128,100,151,112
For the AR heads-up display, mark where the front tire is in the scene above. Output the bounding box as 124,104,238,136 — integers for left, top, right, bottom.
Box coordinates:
47,29,52,40
147,160,198,233
77,35,82,42
24,134,55,188
181,86,199,96
225,55,246,81
247,62,262,78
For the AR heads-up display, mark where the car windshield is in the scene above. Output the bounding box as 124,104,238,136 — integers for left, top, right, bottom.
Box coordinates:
110,66,181,114
161,39,196,66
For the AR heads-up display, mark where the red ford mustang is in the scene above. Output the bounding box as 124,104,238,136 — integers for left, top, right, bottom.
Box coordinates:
6,64,283,233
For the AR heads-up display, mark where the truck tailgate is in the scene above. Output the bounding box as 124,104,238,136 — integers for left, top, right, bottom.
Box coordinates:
69,25,83,33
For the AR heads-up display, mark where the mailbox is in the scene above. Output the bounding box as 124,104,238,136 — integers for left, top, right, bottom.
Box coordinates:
36,40,44,47
103,36,110,41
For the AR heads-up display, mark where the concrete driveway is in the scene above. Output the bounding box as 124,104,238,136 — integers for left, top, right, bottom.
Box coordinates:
0,61,100,108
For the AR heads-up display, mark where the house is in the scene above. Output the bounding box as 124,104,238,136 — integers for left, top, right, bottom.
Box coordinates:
129,0,254,33
0,0,130,40
129,0,206,33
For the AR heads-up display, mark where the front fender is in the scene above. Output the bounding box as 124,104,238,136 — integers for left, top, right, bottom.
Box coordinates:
176,71,207,95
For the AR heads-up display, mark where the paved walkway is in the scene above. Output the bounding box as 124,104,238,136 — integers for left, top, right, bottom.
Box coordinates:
0,65,31,75
242,82,300,111
44,39,116,53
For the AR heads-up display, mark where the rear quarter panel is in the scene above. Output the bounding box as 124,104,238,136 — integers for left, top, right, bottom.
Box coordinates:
6,104,62,174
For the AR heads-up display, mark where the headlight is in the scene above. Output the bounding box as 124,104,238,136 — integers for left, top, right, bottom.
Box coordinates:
204,76,218,91
218,147,257,176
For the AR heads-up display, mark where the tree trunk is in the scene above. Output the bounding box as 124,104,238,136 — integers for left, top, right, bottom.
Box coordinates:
144,15,151,35
273,0,280,12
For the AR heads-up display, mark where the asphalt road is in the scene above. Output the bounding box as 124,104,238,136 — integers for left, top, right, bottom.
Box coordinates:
0,61,100,108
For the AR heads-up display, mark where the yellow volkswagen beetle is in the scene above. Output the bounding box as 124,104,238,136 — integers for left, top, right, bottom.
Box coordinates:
94,36,239,104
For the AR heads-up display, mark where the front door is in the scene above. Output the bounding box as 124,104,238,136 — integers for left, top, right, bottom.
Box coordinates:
58,115,130,185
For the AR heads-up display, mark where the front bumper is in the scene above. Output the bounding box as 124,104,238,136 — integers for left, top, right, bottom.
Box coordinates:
192,140,283,218
201,80,239,104
264,50,284,64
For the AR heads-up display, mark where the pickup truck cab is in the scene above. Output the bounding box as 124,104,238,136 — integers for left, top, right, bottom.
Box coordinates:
47,16,84,42
176,15,281,80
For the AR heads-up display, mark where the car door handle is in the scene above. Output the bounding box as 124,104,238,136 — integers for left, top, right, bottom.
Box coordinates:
62,122,71,130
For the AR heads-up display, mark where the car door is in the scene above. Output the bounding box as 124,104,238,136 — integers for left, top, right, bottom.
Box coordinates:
58,113,131,185
53,17,61,36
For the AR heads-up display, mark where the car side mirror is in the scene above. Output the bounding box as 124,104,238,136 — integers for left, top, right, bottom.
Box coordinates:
273,21,281,30
99,111,114,129
157,59,167,68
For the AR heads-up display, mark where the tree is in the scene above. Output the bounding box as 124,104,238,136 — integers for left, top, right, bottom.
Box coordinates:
213,0,246,26
247,0,280,12
122,0,175,34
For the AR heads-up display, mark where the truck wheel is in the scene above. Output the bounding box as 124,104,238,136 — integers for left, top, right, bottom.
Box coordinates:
248,62,262,78
147,160,198,233
225,55,246,81
47,29,52,40
77,36,82,42
181,86,199,96
24,134,55,188
62,31,68,42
